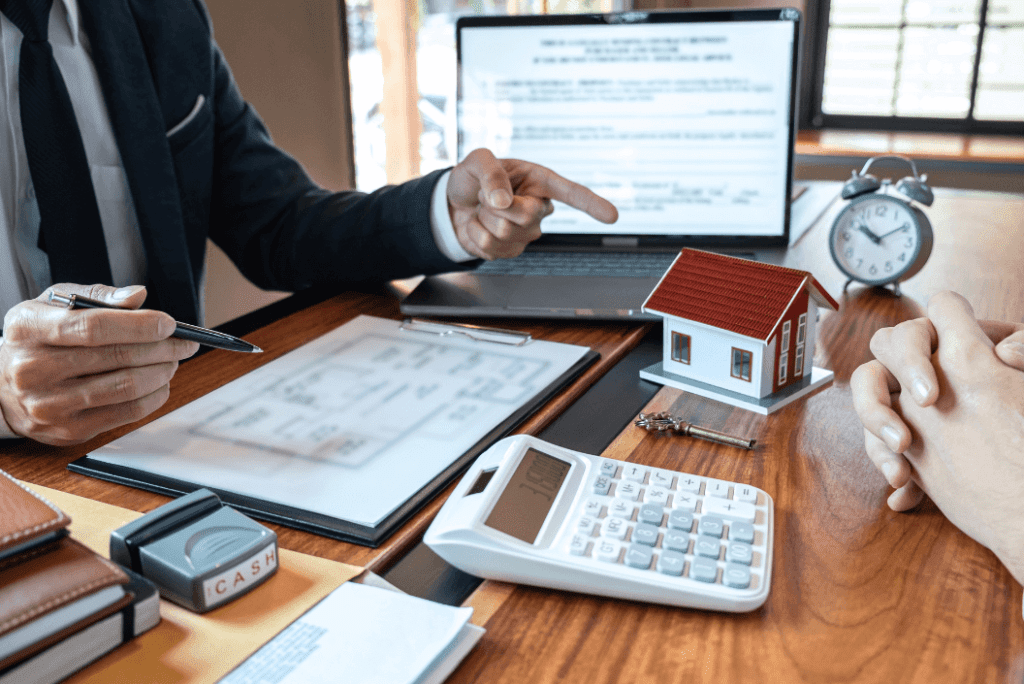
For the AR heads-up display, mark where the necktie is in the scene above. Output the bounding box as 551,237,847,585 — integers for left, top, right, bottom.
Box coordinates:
1,0,113,286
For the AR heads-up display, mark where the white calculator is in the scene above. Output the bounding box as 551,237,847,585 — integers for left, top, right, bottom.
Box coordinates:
424,435,773,612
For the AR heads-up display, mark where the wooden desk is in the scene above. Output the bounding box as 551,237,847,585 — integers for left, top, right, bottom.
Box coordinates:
0,290,648,572
453,188,1024,683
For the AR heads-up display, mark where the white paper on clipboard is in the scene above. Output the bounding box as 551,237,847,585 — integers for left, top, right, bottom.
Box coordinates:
86,315,591,527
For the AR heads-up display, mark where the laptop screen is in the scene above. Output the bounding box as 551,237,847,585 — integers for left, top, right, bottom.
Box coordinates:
457,10,800,248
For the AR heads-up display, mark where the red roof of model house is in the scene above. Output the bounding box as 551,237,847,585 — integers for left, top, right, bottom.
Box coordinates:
642,249,840,340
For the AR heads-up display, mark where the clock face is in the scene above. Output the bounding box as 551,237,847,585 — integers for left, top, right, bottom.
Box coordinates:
829,194,927,286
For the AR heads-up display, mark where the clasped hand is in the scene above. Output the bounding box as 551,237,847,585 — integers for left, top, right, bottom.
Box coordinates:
0,284,199,445
850,291,1024,584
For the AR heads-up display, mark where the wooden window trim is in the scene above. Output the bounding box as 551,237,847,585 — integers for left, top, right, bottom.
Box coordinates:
731,347,752,382
671,332,691,365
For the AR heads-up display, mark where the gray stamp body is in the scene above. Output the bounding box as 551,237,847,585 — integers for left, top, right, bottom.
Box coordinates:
110,489,278,612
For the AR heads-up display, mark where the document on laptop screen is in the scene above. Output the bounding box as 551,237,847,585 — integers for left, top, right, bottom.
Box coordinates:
459,16,797,238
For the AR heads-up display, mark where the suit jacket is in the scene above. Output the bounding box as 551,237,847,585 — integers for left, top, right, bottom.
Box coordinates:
77,0,458,324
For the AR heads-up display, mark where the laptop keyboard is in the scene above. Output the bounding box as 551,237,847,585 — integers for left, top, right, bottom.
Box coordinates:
474,252,678,278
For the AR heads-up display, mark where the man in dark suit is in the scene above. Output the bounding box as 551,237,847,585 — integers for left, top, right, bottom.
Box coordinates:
0,0,616,444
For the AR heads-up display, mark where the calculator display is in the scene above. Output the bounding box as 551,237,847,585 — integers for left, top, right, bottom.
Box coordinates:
484,448,570,543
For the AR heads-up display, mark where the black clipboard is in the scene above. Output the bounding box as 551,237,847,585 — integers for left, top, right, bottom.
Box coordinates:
68,319,598,548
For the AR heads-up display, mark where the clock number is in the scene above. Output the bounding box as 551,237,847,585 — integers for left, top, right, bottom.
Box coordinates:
841,231,851,241
885,261,893,273
900,222,910,232
898,252,906,262
904,238,913,248
856,258,863,268
844,247,853,258
869,264,878,275
874,205,887,216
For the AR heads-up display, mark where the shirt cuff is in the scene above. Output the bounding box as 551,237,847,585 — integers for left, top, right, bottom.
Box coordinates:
0,337,18,439
429,170,476,263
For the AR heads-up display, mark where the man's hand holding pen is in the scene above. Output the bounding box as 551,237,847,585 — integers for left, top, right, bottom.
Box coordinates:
0,283,199,445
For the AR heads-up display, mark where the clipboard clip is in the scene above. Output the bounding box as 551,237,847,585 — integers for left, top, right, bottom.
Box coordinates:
400,318,532,346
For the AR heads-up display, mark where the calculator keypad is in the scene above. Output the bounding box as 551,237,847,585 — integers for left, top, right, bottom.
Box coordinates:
566,459,770,593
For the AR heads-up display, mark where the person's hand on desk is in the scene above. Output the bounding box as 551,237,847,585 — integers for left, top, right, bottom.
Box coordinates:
850,291,1024,585
0,284,199,445
447,148,618,260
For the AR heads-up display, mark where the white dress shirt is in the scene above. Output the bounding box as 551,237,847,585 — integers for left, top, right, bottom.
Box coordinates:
0,0,471,438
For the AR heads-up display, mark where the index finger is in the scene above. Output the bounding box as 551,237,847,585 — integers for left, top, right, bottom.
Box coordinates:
4,301,176,347
525,164,619,224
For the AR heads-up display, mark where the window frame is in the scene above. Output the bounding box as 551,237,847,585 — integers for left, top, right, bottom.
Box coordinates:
806,0,1024,135
670,331,691,365
731,347,753,382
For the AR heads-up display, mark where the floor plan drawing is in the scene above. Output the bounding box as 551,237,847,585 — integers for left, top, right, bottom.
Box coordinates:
87,316,591,528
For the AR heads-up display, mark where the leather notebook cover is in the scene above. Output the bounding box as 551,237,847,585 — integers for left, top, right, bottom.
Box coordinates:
0,469,70,564
0,471,130,672
0,537,130,671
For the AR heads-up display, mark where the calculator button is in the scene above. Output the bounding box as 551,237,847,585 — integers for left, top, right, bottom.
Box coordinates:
593,476,612,496
577,516,599,535
690,557,718,583
615,482,641,501
595,539,622,563
656,550,685,576
667,510,693,532
568,534,589,556
733,485,758,504
608,499,635,519
583,498,604,518
624,543,653,569
706,481,731,499
702,497,756,523
694,535,721,559
677,476,702,494
729,522,755,544
638,503,664,526
601,517,629,540
622,464,649,483
697,515,725,538
599,460,619,477
723,563,751,589
673,492,698,512
644,486,670,506
650,470,675,489
725,541,753,565
662,529,689,552
632,523,659,547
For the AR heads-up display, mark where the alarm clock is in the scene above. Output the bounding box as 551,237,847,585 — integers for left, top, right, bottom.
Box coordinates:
828,155,934,295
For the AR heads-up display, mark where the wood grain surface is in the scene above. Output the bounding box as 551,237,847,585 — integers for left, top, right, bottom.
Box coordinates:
0,290,648,570
453,189,1024,684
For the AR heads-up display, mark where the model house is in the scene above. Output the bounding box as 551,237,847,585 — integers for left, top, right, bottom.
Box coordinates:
640,249,839,414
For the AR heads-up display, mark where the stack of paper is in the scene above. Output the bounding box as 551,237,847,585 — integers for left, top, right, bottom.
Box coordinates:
220,582,484,684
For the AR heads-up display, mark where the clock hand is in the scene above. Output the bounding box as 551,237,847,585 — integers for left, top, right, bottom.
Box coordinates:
877,225,909,241
856,223,882,244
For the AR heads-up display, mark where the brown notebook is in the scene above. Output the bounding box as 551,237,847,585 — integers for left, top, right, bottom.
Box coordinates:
0,469,71,567
0,471,130,672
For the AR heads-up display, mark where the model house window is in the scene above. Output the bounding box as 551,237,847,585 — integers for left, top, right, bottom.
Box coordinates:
731,348,752,382
779,351,788,384
795,313,807,377
781,321,791,350
671,332,691,364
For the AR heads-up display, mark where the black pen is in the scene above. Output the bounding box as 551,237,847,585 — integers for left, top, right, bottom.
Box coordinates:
47,291,263,354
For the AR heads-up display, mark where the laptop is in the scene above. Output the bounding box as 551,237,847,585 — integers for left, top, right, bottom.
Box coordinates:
401,8,802,320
